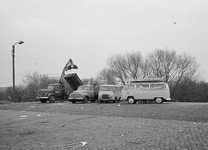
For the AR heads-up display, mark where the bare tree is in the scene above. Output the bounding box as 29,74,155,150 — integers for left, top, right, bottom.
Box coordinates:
3,87,13,101
98,49,202,102
97,68,117,85
81,78,95,85
22,71,40,84
146,49,199,99
107,54,127,85
22,71,58,98
170,53,199,97
146,49,177,82
106,51,143,84
125,51,143,79
39,75,56,89
22,71,40,98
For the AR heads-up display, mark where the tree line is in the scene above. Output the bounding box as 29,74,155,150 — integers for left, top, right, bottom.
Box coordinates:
97,49,208,102
0,72,59,102
0,48,208,102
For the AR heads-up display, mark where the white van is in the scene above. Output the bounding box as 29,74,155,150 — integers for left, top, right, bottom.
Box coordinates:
99,85,123,103
121,78,171,104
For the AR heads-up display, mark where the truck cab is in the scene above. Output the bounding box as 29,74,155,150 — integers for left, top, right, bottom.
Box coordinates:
37,83,65,103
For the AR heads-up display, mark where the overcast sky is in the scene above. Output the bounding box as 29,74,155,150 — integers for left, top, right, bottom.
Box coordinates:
1,0,208,87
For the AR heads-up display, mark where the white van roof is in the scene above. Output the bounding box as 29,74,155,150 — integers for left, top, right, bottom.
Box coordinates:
126,78,164,85
100,84,122,87
100,85,115,87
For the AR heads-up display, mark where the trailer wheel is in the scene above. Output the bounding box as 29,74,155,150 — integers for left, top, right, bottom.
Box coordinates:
127,97,136,104
49,95,56,103
40,99,47,103
155,98,163,104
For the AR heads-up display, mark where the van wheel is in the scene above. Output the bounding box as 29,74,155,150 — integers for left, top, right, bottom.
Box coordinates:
127,97,136,104
49,95,56,103
155,98,163,104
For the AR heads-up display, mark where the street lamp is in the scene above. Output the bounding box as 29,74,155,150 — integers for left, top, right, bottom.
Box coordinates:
12,41,24,102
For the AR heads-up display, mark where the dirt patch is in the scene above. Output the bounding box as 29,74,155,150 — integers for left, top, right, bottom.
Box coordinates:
1,102,208,149
1,101,208,122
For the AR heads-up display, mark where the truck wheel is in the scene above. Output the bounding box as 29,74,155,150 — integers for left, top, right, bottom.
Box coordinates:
155,98,163,104
127,97,136,104
83,97,89,103
40,99,47,103
49,95,56,103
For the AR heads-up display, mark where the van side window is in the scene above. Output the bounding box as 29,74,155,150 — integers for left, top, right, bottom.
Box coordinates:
151,84,164,89
136,85,142,89
142,84,149,89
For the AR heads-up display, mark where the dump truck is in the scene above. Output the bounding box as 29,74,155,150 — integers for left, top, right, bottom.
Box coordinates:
37,59,83,103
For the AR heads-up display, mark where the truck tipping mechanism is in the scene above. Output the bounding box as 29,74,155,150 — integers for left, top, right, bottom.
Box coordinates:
37,59,83,103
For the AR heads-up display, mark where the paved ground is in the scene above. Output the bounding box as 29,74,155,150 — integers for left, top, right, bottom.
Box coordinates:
0,101,208,150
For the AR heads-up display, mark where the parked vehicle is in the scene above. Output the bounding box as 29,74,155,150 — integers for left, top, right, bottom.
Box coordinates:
121,78,171,104
68,85,98,103
98,85,122,103
37,59,83,103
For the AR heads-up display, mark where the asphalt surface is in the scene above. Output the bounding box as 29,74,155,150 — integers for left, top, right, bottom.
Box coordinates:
0,101,208,149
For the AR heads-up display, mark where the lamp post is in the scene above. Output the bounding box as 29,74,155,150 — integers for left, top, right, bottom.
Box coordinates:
12,41,24,102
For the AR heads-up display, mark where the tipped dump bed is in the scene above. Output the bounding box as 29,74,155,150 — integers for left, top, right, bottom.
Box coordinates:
64,73,83,91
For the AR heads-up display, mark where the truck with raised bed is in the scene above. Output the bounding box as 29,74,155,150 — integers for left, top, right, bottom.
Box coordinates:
37,59,83,103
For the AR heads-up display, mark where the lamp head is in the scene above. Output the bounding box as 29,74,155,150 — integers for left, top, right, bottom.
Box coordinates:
18,41,24,44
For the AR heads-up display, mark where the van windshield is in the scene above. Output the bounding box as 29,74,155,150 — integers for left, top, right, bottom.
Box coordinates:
150,84,165,89
100,86,114,91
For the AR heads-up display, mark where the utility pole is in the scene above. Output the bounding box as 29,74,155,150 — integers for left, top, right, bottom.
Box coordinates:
12,41,24,102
